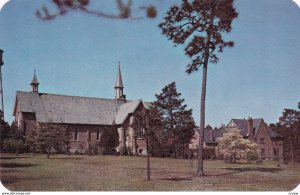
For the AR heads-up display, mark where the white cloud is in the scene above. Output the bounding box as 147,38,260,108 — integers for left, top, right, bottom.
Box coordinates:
292,0,300,8
0,0,9,11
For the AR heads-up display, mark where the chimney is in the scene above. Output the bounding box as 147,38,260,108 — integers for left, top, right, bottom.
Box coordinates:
247,117,253,141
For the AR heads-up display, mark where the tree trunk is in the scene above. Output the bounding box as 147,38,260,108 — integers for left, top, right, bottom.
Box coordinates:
146,126,150,180
197,63,208,177
290,137,295,162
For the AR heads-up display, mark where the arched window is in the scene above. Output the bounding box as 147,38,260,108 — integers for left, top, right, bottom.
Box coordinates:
75,129,78,141
97,129,100,141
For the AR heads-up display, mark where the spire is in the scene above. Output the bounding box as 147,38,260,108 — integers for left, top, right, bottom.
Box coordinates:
114,62,125,100
30,69,39,92
114,61,123,88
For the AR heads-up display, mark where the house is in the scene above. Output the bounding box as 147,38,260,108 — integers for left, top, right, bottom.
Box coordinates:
189,118,283,160
189,127,223,158
13,64,150,155
228,118,283,160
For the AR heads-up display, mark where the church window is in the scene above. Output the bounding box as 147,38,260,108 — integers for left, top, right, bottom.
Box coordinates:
137,127,144,138
97,129,100,141
75,129,78,141
88,130,91,141
260,138,265,144
23,121,27,135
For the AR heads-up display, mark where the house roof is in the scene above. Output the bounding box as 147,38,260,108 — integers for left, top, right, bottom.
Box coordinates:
194,128,224,144
14,91,125,125
267,126,281,138
231,118,263,137
230,118,280,138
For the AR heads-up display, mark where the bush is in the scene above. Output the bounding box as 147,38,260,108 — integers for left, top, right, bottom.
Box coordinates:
3,138,25,154
246,152,259,162
256,159,263,164
203,148,215,159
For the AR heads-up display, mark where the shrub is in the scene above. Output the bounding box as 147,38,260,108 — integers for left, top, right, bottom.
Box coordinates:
256,159,263,164
3,138,25,154
246,152,259,162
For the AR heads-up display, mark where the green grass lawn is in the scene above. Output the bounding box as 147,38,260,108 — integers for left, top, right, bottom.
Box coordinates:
0,153,299,191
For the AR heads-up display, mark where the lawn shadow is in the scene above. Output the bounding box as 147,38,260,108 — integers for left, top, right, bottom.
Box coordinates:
207,167,282,177
224,167,282,173
50,157,83,160
159,176,193,181
0,156,31,160
0,162,37,168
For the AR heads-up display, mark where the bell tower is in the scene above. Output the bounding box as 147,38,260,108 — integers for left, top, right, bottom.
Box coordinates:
114,62,125,100
30,69,40,93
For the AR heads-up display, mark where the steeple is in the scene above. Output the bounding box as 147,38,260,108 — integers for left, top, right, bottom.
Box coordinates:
30,69,39,92
114,62,125,100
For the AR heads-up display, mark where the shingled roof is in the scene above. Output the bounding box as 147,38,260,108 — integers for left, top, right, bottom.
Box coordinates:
115,100,142,125
231,118,280,138
13,91,152,126
14,91,126,125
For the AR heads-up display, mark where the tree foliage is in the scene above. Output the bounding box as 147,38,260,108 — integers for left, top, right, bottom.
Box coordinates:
217,127,258,163
36,0,157,21
154,82,195,158
2,121,26,154
133,104,163,156
159,0,238,73
159,0,238,176
98,124,119,155
0,110,10,151
36,123,71,158
270,102,300,161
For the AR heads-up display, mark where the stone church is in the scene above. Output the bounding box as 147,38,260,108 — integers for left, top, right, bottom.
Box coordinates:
13,64,149,155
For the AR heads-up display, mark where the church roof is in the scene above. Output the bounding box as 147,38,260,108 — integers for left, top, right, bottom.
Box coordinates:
14,91,150,126
14,91,125,125
115,100,142,125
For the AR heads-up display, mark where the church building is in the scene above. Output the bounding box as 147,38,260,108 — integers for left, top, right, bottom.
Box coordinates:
13,64,149,155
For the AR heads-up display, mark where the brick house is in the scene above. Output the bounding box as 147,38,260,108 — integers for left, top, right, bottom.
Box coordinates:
189,118,283,160
13,64,149,155
189,127,223,158
228,118,283,160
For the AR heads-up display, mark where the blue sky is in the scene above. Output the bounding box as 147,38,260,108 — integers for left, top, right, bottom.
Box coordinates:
0,0,299,127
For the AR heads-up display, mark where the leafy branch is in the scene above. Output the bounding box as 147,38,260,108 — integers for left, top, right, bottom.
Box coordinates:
36,0,157,21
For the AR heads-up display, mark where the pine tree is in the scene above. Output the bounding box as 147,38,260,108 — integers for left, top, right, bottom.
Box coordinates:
270,102,300,162
0,110,10,151
99,124,118,155
154,82,195,158
159,0,238,176
37,123,71,158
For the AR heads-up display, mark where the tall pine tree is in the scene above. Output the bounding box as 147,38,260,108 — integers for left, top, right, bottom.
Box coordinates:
159,0,238,176
154,82,195,158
